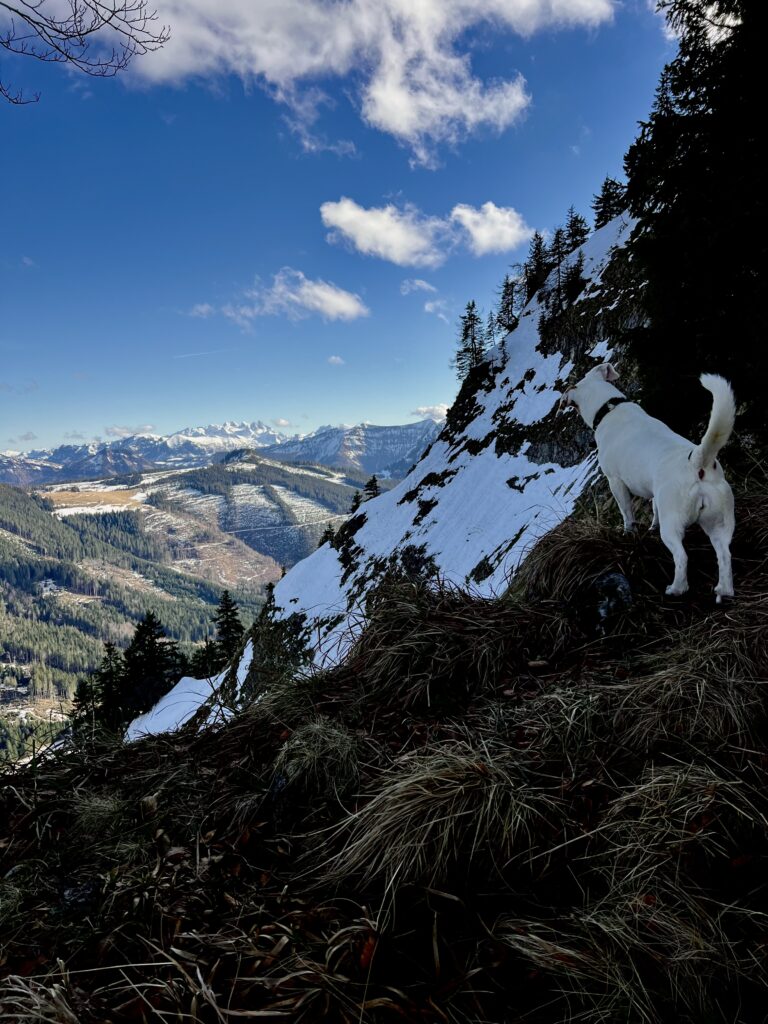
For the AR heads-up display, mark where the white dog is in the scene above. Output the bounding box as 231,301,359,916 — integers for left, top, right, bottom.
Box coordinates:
562,363,736,602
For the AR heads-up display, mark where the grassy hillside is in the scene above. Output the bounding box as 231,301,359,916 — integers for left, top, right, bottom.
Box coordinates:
2,477,767,1022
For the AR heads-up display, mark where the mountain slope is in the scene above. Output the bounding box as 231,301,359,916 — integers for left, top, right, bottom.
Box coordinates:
145,456,376,567
261,419,441,475
268,218,633,661
130,215,637,737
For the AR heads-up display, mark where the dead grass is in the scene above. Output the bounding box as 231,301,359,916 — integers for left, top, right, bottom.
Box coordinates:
2,482,768,1022
45,488,143,508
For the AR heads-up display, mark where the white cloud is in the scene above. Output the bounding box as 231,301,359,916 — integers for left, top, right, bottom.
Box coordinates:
221,303,258,330
105,424,156,438
321,198,449,267
222,269,369,326
411,404,449,421
322,197,533,265
189,302,215,318
424,298,450,323
21,256,35,268
272,417,291,427
328,355,345,365
137,1,614,164
450,202,533,256
257,268,369,321
401,278,437,295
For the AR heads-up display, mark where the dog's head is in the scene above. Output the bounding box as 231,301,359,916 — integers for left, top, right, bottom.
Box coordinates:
559,362,620,417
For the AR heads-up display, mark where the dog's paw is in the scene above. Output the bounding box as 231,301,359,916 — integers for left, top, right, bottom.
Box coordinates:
665,584,688,597
715,590,734,605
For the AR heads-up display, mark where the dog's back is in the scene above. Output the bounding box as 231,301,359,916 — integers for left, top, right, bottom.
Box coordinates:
597,374,735,507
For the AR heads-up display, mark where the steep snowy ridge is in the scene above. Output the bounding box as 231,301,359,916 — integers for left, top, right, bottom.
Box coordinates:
128,216,633,738
268,218,631,660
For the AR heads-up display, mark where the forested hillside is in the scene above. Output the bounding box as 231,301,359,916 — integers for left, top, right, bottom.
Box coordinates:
145,457,389,567
0,485,263,704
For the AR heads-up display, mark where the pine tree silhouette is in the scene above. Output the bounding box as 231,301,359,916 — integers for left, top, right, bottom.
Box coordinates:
121,613,186,721
319,523,337,548
592,177,627,229
453,300,485,381
363,475,380,501
524,232,550,300
214,590,244,663
565,205,590,251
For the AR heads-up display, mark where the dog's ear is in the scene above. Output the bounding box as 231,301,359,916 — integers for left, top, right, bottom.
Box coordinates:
599,362,619,382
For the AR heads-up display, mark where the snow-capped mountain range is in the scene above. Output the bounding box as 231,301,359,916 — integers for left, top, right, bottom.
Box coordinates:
0,418,442,486
259,419,440,476
128,215,636,739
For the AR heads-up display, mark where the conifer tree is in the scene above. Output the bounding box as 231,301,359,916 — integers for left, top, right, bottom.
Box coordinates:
94,642,126,732
318,523,336,548
189,638,222,680
565,205,590,251
453,300,485,381
350,490,362,513
496,273,520,334
485,310,496,351
121,612,186,721
363,475,380,501
563,251,587,304
547,227,569,303
70,675,101,736
524,232,550,301
592,176,627,229
547,227,568,267
213,590,244,662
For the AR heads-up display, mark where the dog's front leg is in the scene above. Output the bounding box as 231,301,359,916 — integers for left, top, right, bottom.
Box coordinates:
607,477,636,532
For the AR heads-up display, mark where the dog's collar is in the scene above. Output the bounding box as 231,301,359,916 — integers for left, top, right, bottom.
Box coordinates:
592,396,630,431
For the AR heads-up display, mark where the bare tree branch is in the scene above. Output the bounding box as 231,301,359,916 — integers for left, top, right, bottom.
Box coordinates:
0,0,169,103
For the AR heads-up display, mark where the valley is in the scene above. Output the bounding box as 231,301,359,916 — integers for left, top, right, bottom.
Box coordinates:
0,440,411,760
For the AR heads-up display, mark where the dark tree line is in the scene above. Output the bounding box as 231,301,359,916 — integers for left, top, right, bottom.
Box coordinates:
451,202,597,382
71,591,246,735
623,0,767,446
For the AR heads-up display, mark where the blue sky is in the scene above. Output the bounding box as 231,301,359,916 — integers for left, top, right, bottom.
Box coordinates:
1,0,673,451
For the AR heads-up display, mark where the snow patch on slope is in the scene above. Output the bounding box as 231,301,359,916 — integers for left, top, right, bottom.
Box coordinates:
128,216,630,738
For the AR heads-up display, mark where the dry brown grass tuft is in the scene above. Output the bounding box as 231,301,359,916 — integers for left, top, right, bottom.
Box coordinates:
317,742,562,893
274,716,359,798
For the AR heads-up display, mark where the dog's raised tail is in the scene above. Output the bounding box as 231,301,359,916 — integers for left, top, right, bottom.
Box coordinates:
692,373,735,471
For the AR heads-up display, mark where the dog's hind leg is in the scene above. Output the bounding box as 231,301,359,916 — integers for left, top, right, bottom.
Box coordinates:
607,476,635,532
659,520,689,596
700,503,735,603
651,498,658,530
